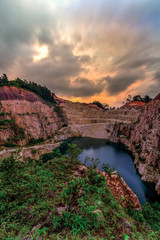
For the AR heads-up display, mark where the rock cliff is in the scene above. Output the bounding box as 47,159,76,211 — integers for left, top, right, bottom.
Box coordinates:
0,86,66,146
0,85,159,195
107,95,160,194
57,96,160,194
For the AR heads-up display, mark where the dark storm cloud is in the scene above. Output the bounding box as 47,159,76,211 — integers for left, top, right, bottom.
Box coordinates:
0,0,160,99
79,55,91,64
69,77,104,97
154,71,160,82
0,0,55,69
104,73,140,95
21,57,103,97
114,53,160,70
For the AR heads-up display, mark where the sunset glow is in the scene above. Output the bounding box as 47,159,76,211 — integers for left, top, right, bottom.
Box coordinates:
33,45,48,62
0,0,160,106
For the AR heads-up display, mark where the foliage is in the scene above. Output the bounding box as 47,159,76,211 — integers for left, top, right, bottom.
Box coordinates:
0,111,5,116
0,144,159,239
102,163,115,175
125,94,152,103
0,74,56,104
27,137,44,146
0,156,19,178
128,202,160,231
67,143,82,160
91,101,104,110
0,118,26,147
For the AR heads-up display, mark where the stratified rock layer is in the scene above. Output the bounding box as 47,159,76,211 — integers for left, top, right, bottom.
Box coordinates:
0,86,66,145
0,86,159,195
58,95,160,194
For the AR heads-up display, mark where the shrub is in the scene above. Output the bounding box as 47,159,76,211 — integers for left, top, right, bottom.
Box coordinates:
41,152,56,163
0,156,19,178
102,163,115,175
0,111,5,116
27,137,44,146
128,202,160,230
62,123,68,127
4,142,17,148
67,143,82,160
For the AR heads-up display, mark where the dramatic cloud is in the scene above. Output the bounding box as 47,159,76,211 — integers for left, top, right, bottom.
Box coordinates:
154,71,160,82
0,0,160,105
104,73,140,95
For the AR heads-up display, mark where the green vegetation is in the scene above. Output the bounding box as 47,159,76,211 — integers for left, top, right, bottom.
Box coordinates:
0,111,5,116
128,202,160,230
0,73,56,104
102,163,116,176
125,94,152,103
0,144,159,239
0,119,13,125
91,101,105,110
0,118,26,147
26,137,44,146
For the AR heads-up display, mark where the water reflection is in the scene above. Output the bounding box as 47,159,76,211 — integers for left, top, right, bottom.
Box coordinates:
71,138,160,204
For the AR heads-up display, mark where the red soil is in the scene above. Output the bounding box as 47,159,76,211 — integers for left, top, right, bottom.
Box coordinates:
0,86,44,103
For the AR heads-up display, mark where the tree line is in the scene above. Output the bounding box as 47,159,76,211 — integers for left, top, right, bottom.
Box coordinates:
0,74,56,104
125,94,152,103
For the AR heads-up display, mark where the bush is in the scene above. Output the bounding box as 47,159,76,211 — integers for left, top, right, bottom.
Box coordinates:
102,163,115,175
0,119,12,125
27,137,44,146
61,173,106,234
0,156,19,178
4,142,17,148
67,143,82,160
0,111,5,116
128,202,160,230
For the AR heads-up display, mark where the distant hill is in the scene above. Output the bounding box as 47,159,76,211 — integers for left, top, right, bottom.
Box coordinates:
121,101,146,109
0,74,56,104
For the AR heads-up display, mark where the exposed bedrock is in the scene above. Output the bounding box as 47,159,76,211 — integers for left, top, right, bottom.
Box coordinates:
0,86,66,145
0,86,159,194
58,95,160,194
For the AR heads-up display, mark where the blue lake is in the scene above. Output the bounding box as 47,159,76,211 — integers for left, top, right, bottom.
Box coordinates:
70,138,160,204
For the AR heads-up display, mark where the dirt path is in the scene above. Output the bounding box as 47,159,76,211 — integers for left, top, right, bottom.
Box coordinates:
0,142,61,159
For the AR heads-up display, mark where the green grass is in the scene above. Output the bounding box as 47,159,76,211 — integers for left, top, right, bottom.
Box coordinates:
0,144,159,239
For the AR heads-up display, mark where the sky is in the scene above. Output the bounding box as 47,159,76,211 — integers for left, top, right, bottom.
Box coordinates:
0,0,160,106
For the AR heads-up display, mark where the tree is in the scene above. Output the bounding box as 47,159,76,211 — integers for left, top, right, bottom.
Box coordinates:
92,101,104,110
126,95,132,102
124,94,152,104
133,95,142,102
143,95,152,103
0,73,8,86
1,73,8,82
103,103,109,110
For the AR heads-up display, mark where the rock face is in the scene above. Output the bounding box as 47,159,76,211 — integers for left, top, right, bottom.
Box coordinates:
0,86,66,145
60,100,140,124
0,86,159,195
99,170,141,210
107,96,160,194
74,165,141,210
57,96,160,194
131,95,160,193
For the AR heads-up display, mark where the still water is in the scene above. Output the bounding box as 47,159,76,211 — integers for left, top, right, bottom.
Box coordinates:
70,138,160,204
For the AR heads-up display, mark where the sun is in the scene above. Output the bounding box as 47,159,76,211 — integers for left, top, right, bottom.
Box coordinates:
33,45,48,62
